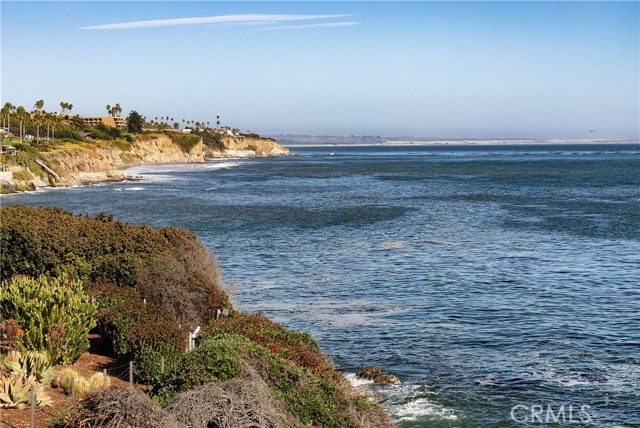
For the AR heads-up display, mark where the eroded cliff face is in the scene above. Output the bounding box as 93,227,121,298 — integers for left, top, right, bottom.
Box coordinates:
206,136,289,158
1,134,289,192
37,135,207,186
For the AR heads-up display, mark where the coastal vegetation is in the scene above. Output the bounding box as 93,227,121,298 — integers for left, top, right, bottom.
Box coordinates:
1,99,286,194
0,205,393,427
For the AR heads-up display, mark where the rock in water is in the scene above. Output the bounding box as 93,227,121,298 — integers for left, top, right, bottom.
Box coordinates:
356,366,400,384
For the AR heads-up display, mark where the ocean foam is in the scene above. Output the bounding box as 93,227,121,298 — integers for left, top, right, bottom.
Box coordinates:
380,383,458,422
391,398,458,421
344,373,374,388
114,187,145,192
202,162,245,170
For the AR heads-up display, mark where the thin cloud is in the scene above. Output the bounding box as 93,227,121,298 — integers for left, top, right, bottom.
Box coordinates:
258,21,361,31
79,14,351,30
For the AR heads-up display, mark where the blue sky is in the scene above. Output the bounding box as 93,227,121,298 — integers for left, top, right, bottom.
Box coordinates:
2,1,638,139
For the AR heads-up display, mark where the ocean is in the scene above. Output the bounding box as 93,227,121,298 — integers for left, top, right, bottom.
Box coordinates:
6,144,640,427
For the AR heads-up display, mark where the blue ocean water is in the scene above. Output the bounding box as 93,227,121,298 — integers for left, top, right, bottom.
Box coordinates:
5,144,640,427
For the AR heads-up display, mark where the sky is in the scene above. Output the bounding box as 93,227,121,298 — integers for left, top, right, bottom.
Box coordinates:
1,1,638,139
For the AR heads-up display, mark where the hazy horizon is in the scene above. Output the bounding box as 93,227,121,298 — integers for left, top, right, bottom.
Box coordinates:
2,1,638,140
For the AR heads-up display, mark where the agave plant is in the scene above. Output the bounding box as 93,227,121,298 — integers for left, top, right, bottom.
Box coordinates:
0,350,53,408
1,350,22,373
0,371,31,409
31,382,52,407
23,351,53,385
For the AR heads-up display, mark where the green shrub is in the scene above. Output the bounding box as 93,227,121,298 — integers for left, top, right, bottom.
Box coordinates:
197,131,225,152
99,299,184,384
0,275,97,363
201,312,333,374
164,132,201,152
240,132,261,138
109,139,131,151
153,333,361,427
11,169,31,181
0,205,229,330
87,124,121,141
154,334,244,399
84,282,140,317
53,126,83,141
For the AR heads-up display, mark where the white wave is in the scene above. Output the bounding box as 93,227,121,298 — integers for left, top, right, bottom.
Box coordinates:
559,378,591,387
344,372,374,387
380,383,458,422
114,187,145,192
202,161,245,170
391,398,458,421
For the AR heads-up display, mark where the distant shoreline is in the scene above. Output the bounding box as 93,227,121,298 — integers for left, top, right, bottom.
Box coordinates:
282,139,639,148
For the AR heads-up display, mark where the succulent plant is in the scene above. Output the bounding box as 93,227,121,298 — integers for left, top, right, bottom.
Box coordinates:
54,367,79,392
0,371,30,409
1,350,22,373
88,372,111,390
0,370,51,409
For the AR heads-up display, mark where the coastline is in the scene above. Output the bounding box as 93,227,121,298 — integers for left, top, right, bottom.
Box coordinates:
1,133,289,194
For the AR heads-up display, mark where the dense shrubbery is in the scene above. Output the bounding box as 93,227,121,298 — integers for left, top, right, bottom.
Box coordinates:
24,123,83,141
97,296,185,384
240,132,261,138
164,132,201,152
84,283,185,385
152,333,369,427
88,123,122,140
0,205,229,330
0,276,97,364
195,130,225,152
202,312,334,374
152,334,245,401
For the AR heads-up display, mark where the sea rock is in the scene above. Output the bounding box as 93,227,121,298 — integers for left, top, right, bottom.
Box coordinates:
356,366,400,384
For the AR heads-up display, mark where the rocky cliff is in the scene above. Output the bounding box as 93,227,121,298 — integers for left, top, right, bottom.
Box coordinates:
0,134,289,193
38,135,208,186
206,136,289,158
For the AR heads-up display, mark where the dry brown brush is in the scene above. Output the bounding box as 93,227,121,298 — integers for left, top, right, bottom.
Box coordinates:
166,367,290,428
60,388,182,428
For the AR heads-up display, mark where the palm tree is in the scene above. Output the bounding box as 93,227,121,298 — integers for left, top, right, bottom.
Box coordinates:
46,114,58,144
34,100,44,113
16,106,27,141
106,105,112,116
34,113,44,143
1,103,11,130
4,103,15,133
114,103,121,117
216,115,220,130
0,105,6,131
68,104,73,115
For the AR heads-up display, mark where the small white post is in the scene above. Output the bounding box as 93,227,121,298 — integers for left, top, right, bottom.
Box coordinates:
188,325,201,351
103,369,108,388
129,361,133,387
